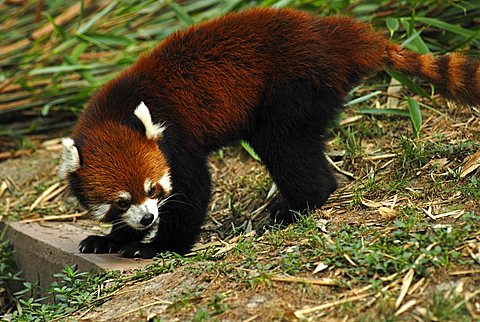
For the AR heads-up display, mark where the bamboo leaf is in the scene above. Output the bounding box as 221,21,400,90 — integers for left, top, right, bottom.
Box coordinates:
29,64,105,75
82,33,134,47
386,17,399,37
221,0,244,13
63,54,97,85
45,12,67,39
345,91,382,106
407,97,422,138
401,19,430,54
77,2,117,34
414,17,477,38
357,108,410,117
272,0,296,8
76,33,110,49
70,42,89,61
385,68,431,100
169,2,194,26
53,38,79,55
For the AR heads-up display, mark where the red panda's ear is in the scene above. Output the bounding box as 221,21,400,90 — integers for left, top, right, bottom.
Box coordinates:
59,137,81,179
134,101,166,140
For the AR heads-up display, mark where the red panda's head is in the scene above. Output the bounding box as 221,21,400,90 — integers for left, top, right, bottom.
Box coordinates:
59,102,172,231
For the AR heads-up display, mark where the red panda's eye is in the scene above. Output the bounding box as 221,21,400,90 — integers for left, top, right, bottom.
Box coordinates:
116,199,131,210
147,186,156,198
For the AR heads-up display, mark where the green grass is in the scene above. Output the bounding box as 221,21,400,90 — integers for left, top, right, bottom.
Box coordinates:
457,176,480,199
399,138,480,170
2,209,478,320
6,266,120,321
0,233,22,315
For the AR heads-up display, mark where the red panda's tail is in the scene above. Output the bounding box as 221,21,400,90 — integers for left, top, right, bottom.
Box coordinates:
385,43,480,106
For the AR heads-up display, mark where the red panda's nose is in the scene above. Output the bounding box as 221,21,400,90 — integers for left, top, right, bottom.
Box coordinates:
140,213,154,226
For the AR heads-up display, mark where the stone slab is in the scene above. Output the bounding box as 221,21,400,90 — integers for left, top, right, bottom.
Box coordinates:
1,221,151,294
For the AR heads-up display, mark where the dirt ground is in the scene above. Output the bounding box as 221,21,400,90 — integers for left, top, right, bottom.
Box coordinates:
1,96,480,321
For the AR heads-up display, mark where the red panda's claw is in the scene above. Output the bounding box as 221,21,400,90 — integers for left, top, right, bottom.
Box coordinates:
119,241,158,259
79,235,120,254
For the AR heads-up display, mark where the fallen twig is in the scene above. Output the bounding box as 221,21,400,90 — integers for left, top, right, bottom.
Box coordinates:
294,292,372,318
270,275,339,287
0,149,33,161
325,153,356,179
448,269,480,276
29,182,62,211
395,269,414,308
20,212,86,223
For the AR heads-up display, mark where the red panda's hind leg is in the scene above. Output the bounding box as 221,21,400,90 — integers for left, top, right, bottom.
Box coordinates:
248,132,337,225
248,80,341,224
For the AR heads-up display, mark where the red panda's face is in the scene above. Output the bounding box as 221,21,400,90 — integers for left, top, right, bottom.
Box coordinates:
59,102,171,231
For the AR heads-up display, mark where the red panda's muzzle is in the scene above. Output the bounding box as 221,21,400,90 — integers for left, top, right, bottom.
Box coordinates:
121,198,160,230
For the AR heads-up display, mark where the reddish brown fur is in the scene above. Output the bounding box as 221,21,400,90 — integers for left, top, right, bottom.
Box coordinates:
419,54,441,81
67,8,480,258
72,122,169,206
79,9,480,147
113,10,480,145
447,53,467,91
71,7,480,214
106,10,390,145
386,44,480,106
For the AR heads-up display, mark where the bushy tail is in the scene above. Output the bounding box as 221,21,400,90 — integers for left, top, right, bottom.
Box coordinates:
385,43,480,106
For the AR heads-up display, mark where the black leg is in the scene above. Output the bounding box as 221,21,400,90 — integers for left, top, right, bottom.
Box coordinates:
248,131,337,224
246,79,341,224
147,149,212,256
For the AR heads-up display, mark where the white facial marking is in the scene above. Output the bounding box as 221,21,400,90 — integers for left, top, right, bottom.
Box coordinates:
159,172,172,194
117,191,131,200
145,198,159,219
59,137,80,179
90,204,110,221
134,101,166,140
144,178,152,195
122,198,159,230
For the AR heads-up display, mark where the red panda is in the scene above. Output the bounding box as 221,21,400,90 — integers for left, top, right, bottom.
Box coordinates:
59,8,480,258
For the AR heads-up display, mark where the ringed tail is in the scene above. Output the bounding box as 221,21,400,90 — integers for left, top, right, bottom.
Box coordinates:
385,43,480,106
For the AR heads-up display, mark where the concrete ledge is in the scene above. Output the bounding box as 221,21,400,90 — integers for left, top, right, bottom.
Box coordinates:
1,221,151,294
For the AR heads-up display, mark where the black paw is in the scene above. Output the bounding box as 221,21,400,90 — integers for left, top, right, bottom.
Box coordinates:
79,235,121,254
268,198,298,225
119,241,158,259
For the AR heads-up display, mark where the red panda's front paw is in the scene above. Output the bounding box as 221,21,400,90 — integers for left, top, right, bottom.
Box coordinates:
79,235,121,254
119,241,158,259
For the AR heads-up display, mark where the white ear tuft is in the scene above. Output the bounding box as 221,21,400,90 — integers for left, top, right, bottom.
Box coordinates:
159,172,172,194
134,101,166,140
59,137,80,179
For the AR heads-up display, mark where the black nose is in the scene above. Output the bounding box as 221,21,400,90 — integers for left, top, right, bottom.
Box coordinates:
140,213,154,226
